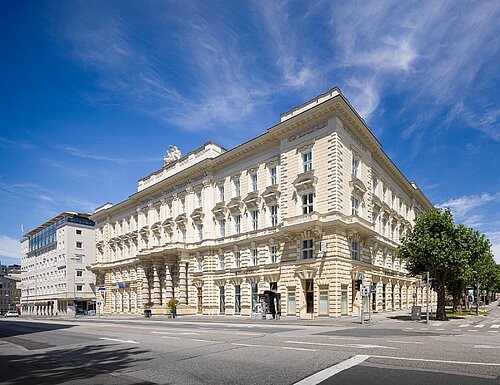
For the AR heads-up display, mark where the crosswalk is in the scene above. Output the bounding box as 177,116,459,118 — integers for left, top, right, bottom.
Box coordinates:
404,323,500,333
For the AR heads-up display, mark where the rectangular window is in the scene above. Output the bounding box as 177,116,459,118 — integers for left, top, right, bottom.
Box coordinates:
251,173,258,192
382,218,387,236
76,229,82,235
197,192,202,208
234,251,240,268
182,229,187,243
219,185,225,202
219,286,225,313
76,241,83,249
372,212,378,226
302,239,314,259
234,285,241,313
181,197,186,212
76,285,83,291
302,151,312,172
251,210,258,231
198,224,203,241
219,255,225,270
351,197,359,216
302,194,314,214
270,245,277,264
234,215,241,234
251,283,259,312
76,270,83,277
382,186,387,201
219,219,226,237
319,289,329,316
372,177,378,192
252,248,258,266
270,205,278,227
234,178,241,197
287,288,296,315
352,157,359,177
270,166,277,185
74,255,84,263
351,241,359,260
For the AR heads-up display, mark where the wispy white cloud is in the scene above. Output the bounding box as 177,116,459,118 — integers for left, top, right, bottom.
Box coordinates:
438,193,500,221
0,136,36,150
0,235,21,259
55,145,158,164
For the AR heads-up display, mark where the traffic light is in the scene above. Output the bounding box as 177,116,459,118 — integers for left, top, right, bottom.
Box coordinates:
355,280,362,291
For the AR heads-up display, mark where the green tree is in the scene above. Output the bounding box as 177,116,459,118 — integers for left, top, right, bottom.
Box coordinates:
398,208,464,320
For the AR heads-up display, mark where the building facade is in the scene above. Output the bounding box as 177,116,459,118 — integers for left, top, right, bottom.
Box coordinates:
20,213,97,315
0,263,21,314
91,88,435,318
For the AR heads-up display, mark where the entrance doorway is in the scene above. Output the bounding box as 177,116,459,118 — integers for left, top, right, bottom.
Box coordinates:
305,279,314,313
197,287,202,314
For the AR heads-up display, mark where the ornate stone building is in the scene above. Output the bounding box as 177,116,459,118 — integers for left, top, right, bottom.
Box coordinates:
91,87,435,318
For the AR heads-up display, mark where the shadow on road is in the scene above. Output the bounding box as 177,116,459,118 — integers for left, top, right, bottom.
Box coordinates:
0,320,73,338
388,315,465,322
0,343,153,384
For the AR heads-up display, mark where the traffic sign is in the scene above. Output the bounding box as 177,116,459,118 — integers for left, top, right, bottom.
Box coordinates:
361,286,370,296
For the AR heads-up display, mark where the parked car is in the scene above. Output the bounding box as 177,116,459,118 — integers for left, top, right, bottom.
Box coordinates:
4,310,19,318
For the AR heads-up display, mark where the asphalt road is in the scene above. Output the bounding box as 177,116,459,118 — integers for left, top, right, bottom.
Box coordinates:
1,305,499,385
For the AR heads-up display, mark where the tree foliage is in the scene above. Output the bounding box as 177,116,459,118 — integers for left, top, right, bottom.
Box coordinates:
398,208,497,320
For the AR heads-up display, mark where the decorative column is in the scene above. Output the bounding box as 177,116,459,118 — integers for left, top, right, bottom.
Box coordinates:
165,263,174,302
179,262,188,304
152,263,161,305
142,267,150,306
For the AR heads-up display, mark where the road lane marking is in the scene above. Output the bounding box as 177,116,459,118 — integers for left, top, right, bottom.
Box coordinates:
294,355,370,385
192,339,214,342
468,330,478,332
285,341,396,350
474,324,485,328
474,345,500,349
433,322,442,326
99,337,138,344
491,324,500,329
151,331,200,336
488,331,499,333
435,328,444,331
283,347,316,352
162,336,180,339
458,324,469,328
403,327,413,330
231,343,264,347
419,328,428,330
370,355,500,366
452,329,460,331
387,340,424,345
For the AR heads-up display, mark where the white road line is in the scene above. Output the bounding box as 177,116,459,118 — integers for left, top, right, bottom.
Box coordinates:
387,341,424,345
403,327,414,330
283,347,316,352
285,341,396,350
452,329,460,331
458,324,469,328
192,339,214,342
370,355,500,366
162,336,180,339
99,337,138,344
151,331,200,336
294,355,370,385
474,324,485,328
488,331,499,333
435,328,445,331
433,322,442,326
474,345,500,349
491,324,500,329
231,343,264,347
419,328,428,331
468,330,478,332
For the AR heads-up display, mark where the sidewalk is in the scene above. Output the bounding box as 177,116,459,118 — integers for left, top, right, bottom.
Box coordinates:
20,302,500,328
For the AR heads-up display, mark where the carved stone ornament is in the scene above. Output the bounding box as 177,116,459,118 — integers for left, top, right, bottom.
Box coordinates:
164,145,182,165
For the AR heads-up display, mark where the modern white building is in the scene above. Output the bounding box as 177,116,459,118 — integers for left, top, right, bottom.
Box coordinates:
91,87,436,318
20,212,96,315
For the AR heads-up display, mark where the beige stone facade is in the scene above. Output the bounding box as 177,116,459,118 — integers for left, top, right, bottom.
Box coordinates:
91,87,435,318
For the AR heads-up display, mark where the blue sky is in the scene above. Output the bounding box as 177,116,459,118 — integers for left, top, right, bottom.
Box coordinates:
0,0,499,265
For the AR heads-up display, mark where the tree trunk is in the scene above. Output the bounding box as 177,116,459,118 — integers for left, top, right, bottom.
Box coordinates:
436,282,447,321
453,281,465,315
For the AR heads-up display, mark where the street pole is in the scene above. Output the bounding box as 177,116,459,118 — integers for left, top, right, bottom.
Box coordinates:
368,285,372,323
426,272,430,324
361,272,365,325
476,282,480,316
